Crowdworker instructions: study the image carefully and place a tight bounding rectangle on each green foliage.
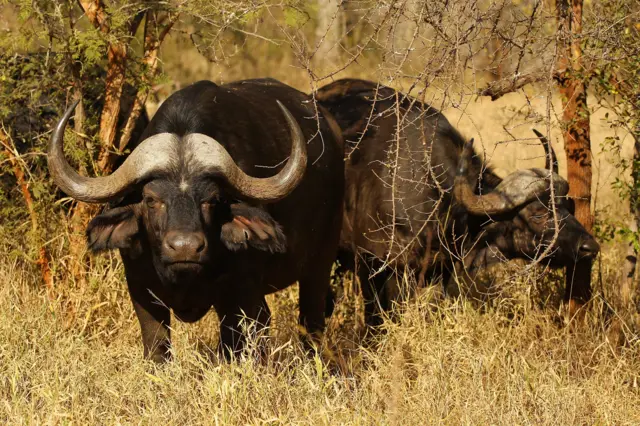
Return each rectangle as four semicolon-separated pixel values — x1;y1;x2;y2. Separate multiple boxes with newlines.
283;5;308;29
587;0;640;244
73;29;107;66
0;1;153;260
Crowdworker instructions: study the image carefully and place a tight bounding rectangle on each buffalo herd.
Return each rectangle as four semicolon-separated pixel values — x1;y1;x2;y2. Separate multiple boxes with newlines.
48;77;599;361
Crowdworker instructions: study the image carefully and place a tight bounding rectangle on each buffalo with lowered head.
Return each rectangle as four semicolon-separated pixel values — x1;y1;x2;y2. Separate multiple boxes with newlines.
49;79;344;362
316;79;599;325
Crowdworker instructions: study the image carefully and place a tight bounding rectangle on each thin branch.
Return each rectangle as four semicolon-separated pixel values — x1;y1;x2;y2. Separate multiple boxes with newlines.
118;10;179;152
477;72;548;101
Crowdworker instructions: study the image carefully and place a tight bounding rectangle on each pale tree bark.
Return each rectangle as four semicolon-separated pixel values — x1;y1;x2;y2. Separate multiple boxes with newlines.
556;0;593;316
94;42;129;172
622;135;640;308
315;0;344;69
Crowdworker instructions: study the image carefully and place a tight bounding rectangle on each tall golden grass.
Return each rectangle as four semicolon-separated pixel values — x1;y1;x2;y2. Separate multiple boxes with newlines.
1;241;639;424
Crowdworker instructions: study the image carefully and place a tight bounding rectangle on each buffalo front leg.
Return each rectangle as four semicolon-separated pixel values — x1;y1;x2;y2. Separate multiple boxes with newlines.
122;254;171;363
215;295;271;361
299;261;336;350
129;289;171;363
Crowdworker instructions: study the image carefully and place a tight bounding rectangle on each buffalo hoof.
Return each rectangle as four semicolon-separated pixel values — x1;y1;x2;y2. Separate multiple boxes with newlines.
144;347;172;364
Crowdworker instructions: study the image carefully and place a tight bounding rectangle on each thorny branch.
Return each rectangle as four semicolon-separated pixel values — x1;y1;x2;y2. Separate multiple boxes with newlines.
117;10;180;154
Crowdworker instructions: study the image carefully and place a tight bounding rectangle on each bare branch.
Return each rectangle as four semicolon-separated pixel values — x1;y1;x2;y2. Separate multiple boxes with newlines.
477;72;547;101
118;10;180;152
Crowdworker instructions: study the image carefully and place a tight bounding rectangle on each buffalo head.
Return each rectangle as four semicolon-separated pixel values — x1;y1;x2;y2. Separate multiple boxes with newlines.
453;131;599;266
48;99;306;303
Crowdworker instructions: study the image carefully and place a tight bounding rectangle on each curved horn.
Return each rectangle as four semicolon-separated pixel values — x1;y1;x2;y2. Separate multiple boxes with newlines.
186;100;307;202
48;100;176;203
532;128;558;174
453;139;551;215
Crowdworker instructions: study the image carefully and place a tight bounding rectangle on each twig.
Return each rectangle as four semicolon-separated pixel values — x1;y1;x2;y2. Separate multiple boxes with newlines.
118;10;180;153
478;72;547;101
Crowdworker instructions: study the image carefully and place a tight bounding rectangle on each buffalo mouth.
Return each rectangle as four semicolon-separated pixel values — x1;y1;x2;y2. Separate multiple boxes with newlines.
165;261;206;274
548;243;600;266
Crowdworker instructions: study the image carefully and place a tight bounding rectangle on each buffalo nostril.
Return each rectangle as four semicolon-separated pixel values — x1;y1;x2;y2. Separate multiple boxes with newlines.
194;234;206;253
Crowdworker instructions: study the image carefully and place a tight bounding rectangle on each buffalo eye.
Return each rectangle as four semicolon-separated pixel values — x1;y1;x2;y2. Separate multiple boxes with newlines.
531;214;547;224
144;196;163;209
530;207;549;224
200;197;218;209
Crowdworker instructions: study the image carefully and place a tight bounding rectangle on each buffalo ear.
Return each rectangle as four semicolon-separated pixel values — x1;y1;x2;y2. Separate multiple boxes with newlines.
86;205;141;254
220;204;286;253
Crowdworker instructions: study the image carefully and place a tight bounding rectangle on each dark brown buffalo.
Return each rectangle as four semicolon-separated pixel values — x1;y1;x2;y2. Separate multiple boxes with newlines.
316;78;599;325
48;79;344;362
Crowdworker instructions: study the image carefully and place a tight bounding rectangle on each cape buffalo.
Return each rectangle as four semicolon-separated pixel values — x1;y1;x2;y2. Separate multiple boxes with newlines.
316;78;599;325
48;79;344;362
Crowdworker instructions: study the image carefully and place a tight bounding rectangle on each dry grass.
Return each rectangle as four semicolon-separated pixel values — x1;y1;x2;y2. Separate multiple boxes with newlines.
1;245;639;425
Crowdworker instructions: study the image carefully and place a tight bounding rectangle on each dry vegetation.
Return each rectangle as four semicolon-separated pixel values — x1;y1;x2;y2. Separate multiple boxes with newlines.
1;0;640;424
1;247;639;424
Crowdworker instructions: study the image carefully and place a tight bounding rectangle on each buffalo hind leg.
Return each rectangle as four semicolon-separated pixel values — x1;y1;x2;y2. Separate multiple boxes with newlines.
358;260;393;328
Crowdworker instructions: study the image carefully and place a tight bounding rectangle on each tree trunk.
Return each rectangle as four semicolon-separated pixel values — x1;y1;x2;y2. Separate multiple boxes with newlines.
315;0;344;69
96;42;129;174
556;0;593;314
68;1;144;285
622;136;640;308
